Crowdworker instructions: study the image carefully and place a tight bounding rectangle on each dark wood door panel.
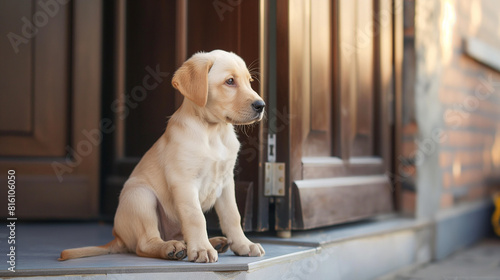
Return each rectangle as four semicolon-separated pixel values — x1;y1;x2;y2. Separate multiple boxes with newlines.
310;0;332;134
293;175;393;230
289;0;333;159
0;0;102;219
187;0;240;54
305;0;333;157
0;0;69;157
124;0;178;158
352;0;374;157
0;172;93;219
0;1;33;133
302;157;386;179
281;0;395;231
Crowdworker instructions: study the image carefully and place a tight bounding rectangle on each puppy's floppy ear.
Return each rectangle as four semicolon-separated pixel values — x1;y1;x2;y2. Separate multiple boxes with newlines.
172;52;214;107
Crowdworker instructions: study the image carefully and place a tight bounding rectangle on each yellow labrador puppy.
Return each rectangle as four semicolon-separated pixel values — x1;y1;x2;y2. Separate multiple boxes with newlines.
60;50;266;263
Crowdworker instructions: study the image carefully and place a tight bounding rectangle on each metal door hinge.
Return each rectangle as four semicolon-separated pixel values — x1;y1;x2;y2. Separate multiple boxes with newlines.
264;162;285;196
265;134;285;196
268;134;276;162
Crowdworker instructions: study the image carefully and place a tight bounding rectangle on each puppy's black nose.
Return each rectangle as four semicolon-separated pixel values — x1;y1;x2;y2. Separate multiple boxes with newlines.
252;100;266;113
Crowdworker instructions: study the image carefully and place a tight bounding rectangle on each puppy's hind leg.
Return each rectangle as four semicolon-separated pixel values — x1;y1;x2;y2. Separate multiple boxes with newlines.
115;186;187;260
137;237;187;260
209;236;229;253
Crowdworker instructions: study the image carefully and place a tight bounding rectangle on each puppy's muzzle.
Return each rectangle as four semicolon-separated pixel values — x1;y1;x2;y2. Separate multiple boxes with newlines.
251;100;266;114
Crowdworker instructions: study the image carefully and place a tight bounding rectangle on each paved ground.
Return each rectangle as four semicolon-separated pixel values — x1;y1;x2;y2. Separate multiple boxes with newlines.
395;238;500;280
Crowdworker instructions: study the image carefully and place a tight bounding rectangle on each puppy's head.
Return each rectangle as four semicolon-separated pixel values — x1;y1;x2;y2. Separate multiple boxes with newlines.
172;50;265;125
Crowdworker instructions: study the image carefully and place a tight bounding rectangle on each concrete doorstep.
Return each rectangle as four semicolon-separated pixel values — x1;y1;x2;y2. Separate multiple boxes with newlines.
0;216;434;280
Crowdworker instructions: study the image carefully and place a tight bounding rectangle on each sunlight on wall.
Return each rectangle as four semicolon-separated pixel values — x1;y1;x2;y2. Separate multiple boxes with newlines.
440;0;456;64
453;158;462;178
498;10;500;38
469;0;482;35
483;137;492;174
492;126;500;169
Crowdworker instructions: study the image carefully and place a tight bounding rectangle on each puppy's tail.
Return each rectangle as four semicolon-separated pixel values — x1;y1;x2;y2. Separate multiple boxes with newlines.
58;238;127;261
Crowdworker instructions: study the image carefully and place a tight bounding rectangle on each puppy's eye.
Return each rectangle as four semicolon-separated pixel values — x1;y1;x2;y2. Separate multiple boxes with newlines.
225;78;235;86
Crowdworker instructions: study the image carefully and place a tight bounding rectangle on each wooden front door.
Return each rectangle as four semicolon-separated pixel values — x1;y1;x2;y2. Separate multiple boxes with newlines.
0;0;102;219
272;0;395;231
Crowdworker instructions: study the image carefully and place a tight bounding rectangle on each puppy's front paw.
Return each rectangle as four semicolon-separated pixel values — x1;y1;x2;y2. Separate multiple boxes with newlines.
188;242;218;263
231;241;265;257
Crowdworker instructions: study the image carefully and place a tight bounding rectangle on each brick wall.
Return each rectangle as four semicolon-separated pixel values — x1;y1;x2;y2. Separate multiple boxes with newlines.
410;0;500;213
438;0;500;209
